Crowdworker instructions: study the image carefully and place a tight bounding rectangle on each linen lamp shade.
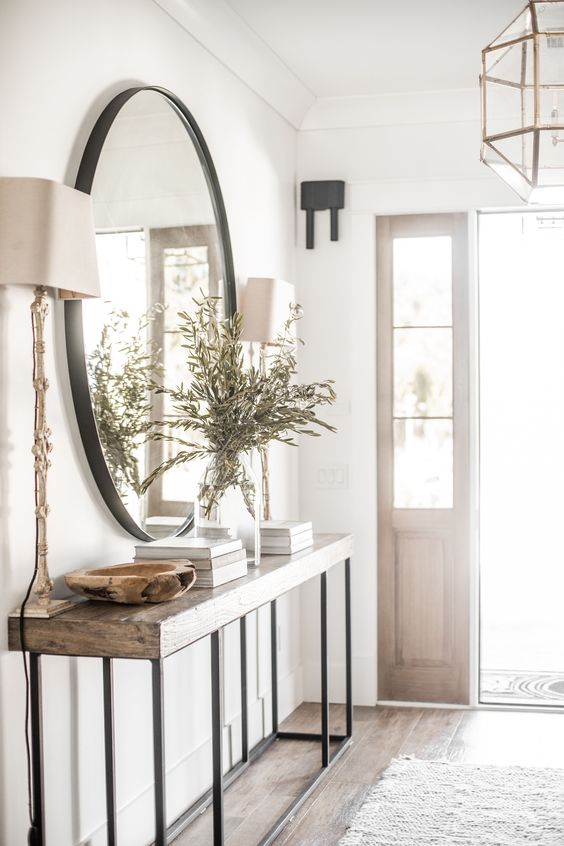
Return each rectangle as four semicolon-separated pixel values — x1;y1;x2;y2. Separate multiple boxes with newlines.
1;176;100;621
0;176;100;298
241;277;295;343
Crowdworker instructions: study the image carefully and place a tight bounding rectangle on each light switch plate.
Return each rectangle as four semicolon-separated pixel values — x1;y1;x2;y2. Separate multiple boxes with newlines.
316;465;349;490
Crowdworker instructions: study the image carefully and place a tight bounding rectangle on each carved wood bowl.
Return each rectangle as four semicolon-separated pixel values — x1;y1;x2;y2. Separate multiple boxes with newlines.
64;560;197;605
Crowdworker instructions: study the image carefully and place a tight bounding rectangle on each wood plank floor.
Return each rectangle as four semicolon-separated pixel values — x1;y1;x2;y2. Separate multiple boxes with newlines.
174;703;564;845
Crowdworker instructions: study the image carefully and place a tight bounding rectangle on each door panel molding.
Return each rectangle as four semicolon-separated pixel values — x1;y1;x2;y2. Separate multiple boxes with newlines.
395;533;453;668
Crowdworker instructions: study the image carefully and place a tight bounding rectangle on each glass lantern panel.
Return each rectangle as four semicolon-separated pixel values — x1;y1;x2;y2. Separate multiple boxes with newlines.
393;328;453;418
535;129;564;196
392;237;452;328
484;39;533;86
534;2;564;34
482;142;534;201
537;35;564;134
489;8;532;47
485;79;532;137
488;131;535;181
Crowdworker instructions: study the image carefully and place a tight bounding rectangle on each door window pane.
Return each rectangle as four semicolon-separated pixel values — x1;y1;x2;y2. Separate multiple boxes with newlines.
394;419;453;508
163;245;209;330
392;232;454;509
393;236;452;327
393;328;453;417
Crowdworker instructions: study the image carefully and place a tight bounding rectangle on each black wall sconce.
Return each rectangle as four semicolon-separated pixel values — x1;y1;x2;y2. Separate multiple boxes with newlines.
300;180;345;249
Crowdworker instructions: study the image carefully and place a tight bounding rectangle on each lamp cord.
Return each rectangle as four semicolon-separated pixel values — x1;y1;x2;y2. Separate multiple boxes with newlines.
19;303;41;843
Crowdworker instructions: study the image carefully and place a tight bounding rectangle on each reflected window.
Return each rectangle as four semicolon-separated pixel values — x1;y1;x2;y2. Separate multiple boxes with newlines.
146;225;220;522
86;224;221;529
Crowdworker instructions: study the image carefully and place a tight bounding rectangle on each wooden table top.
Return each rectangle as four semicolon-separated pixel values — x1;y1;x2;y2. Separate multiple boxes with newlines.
8;533;353;660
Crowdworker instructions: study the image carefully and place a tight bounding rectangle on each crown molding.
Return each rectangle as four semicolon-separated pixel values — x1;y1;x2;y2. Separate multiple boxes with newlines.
301;88;481;131
152;0;314;128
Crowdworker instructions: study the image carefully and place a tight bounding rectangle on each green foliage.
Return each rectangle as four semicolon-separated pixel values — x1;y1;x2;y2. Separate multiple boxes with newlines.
140;295;336;514
88;307;164;498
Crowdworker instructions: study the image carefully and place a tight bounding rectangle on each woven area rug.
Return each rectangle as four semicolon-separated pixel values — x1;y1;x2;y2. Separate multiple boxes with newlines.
339;757;564;845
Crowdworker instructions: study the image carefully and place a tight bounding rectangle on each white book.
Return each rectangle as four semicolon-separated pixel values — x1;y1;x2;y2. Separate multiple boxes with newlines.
262;536;314;555
134;549;247;571
260;520;313;537
194;559;248;588
135;537;242;561
192;547;247;570
259;529;313;548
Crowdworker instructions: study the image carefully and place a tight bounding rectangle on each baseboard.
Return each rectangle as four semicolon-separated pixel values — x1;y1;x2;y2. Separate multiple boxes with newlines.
377;700;471;710
302;656;377;706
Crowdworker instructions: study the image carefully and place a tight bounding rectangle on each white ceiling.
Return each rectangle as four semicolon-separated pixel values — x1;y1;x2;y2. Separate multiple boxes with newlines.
225;0;523;97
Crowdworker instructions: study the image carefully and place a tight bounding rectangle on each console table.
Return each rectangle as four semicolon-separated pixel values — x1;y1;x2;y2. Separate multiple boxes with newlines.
8;532;353;846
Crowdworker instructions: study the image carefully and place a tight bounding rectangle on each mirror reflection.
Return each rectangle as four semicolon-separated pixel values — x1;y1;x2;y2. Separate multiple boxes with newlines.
82;90;226;536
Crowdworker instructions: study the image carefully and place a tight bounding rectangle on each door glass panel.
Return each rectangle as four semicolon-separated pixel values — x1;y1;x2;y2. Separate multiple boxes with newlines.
393;236;452;327
394;419;454;508
392;233;454;509
163;245;210;330
393;328;453;417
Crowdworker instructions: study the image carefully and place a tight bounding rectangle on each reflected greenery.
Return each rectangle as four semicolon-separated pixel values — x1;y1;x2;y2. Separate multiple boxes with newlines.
87;306;164;498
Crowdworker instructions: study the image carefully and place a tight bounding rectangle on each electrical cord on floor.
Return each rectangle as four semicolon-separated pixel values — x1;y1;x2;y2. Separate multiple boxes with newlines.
20;306;41;846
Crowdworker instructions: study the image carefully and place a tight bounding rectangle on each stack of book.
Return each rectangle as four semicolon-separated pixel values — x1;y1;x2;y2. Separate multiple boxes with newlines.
134;537;247;588
260;521;314;555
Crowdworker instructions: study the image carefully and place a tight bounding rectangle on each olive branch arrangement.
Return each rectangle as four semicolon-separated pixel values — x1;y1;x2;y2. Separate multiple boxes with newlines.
87;306;164;498
140;295;336;516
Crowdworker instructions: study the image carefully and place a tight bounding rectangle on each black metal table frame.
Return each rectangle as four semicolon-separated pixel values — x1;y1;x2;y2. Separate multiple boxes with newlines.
28;558;352;846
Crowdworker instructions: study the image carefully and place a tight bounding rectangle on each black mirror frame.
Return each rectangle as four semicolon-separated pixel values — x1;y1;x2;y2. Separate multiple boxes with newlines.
65;86;237;541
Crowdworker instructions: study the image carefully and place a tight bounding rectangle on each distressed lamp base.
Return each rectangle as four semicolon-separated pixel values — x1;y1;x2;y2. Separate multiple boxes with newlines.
10;598;74;619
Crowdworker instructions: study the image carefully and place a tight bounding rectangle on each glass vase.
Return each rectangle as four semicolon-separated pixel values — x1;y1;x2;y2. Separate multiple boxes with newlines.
238;453;261;567
194;456;223;535
194;452;261;565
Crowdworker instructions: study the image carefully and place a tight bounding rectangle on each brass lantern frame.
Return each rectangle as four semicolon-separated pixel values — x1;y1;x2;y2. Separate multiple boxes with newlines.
481;0;564;201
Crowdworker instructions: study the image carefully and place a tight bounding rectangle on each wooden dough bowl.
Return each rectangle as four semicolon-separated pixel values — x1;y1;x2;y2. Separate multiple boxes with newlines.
65;560;196;605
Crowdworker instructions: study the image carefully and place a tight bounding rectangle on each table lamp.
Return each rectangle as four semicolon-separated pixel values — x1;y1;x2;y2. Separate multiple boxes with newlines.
0;177;100;618
241;277;295;521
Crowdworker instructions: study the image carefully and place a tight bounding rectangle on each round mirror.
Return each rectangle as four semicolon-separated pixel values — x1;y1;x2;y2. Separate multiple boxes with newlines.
65;86;236;540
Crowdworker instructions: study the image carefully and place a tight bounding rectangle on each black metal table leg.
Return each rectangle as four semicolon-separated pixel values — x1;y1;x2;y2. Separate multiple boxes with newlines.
30;653;45;846
270;600;278;734
151;659;166;846
320;572;329;767
211;629;224;846
345;558;353;738
103;658;117;846
240;616;248;764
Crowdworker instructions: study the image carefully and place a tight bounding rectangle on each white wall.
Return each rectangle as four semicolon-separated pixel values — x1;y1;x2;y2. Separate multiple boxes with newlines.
296;89;521;707
0;2;301;844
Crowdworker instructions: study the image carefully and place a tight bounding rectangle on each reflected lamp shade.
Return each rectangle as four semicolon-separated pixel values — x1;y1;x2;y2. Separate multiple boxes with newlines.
0;177;100;297
481;0;564;203
240;277;295;343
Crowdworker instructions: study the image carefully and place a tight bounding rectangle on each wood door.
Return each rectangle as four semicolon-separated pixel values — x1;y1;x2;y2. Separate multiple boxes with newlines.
146;224;221;519
377;213;470;704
